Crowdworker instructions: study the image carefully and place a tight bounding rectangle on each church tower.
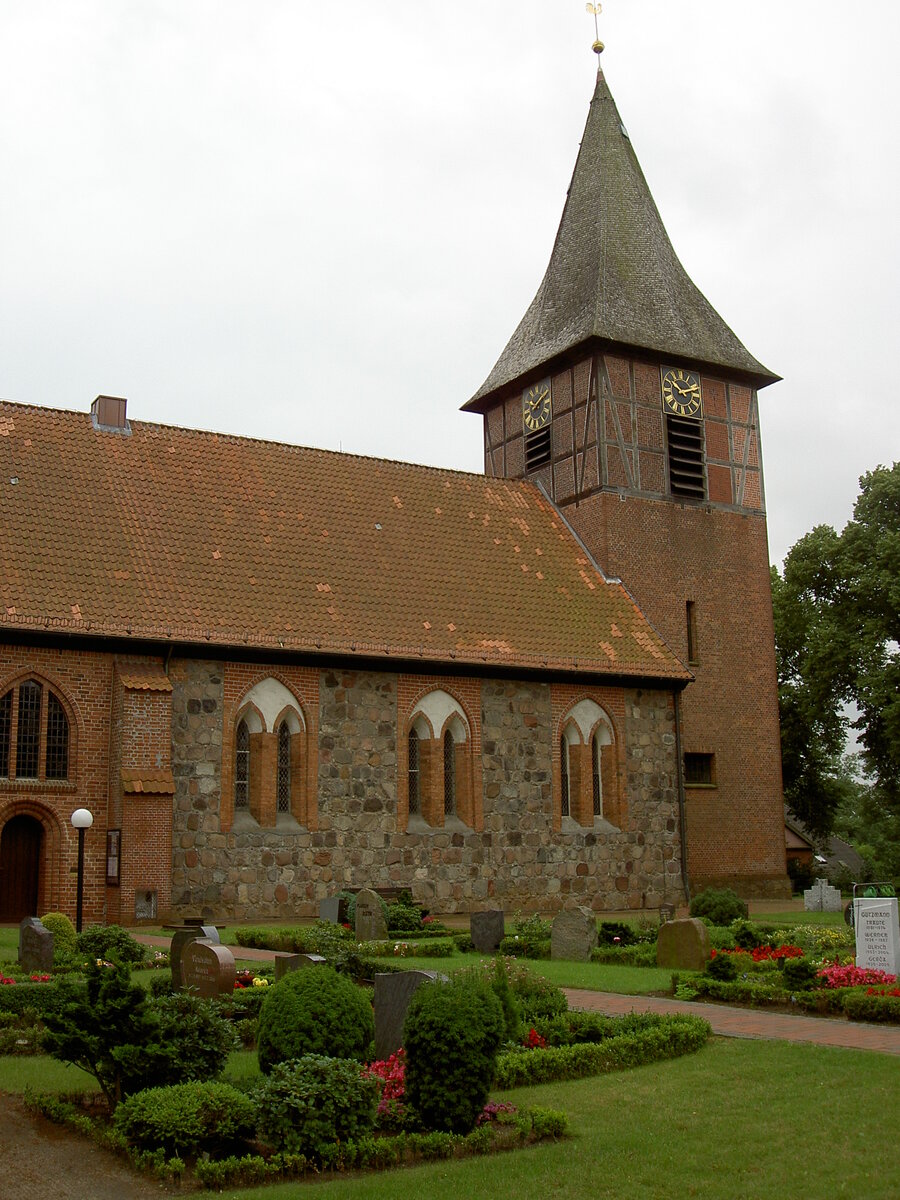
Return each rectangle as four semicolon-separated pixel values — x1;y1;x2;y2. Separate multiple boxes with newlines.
464;61;789;897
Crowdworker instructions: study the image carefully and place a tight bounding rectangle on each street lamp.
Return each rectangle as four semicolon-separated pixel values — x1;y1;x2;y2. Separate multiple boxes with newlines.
71;808;93;933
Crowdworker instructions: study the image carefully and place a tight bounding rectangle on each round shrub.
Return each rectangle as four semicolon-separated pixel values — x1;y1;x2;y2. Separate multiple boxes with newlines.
403;974;505;1134
255;1055;377;1157
39;913;78;962
256;965;374;1074
782;957;819;991
76;923;146;966
731;919;765;950
705;952;738;981
689;887;748;926
114;1081;257;1155
149;991;239;1084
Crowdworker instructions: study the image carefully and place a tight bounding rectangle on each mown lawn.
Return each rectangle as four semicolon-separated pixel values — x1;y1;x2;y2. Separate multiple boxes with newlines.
215;1038;898;1200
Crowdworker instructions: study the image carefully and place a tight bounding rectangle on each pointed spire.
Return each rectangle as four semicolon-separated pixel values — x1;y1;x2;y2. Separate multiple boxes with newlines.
466;69;778;410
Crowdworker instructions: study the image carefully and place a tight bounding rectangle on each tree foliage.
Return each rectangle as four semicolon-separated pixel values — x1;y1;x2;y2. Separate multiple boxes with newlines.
772;463;900;837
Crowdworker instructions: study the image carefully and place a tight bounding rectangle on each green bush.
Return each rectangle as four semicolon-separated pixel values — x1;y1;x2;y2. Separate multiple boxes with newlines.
255;1055;377;1157
403;974;505;1134
386;901;423;932
256;965;374;1074
505;961;568;1023
42;960;236;1110
731;919;765;950
842;990;900;1023
781;957;820;991
597;921;637;946
494;1015;711;1088
591;942;658;967
76;924;146;966
705;952;738;981
38;912;78;962
0;976;81;1019
151;990;239;1080
114;1081;257;1155
689;887;748;925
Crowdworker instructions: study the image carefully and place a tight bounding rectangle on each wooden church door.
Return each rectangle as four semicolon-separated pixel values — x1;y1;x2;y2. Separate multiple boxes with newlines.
0;815;43;921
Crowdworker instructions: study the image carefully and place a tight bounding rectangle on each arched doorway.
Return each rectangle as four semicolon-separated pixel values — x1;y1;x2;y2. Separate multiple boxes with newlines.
0;815;43;921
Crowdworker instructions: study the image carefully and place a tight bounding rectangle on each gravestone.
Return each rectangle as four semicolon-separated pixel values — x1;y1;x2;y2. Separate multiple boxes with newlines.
274;952;327;982
659;903;676;925
319;895;347;925
804;878;843;913
470;909;505;953
853;898;900;974
19;918;54;973
374;970;445;1061
181;939;236;997
170;924;221;989
355;888;388;942
656;917;710;971
550;907;598;962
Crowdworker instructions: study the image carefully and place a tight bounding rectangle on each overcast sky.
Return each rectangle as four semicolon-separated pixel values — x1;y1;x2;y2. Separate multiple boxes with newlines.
1;1;897;569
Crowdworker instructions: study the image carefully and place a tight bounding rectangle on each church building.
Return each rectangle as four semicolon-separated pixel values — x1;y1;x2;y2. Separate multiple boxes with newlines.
0;60;789;927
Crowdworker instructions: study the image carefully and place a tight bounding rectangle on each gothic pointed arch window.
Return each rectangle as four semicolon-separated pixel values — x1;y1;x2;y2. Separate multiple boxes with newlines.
234;718;252;812
230;677;311;831
558;699;620;828
0;677;72;783
403;691;474;831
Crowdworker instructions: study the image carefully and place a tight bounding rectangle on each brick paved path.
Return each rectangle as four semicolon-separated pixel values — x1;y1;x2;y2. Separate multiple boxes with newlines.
563;988;900;1055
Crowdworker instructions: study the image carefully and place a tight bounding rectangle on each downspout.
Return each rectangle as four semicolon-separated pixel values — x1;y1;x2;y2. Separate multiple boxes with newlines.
673;688;691;905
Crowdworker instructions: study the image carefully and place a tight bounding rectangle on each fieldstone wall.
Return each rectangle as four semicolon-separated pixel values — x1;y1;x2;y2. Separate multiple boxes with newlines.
168;660;683;921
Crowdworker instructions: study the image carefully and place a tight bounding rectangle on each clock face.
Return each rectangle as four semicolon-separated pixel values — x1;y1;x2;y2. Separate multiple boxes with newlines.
522;379;552;432
661;367;702;418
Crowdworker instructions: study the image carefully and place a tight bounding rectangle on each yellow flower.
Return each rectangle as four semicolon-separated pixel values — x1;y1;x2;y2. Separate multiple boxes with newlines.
252;976;269;988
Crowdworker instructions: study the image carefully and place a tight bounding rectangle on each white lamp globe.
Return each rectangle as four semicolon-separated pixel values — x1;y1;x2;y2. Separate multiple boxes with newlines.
71;808;94;830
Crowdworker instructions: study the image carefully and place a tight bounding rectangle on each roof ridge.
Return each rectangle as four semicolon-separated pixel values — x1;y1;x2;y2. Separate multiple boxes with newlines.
0;398;503;486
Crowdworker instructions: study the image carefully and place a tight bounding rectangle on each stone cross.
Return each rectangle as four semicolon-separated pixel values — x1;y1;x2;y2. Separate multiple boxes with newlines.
804;878;842;913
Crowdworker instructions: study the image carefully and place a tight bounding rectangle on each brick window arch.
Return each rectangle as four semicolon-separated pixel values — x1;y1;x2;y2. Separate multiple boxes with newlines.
0;678;73;784
558;700;621;828
230;679;310;830
402;691;475;831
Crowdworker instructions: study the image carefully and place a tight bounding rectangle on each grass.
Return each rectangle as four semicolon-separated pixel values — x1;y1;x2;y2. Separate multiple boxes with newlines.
214;1039;899;1200
388;953;681;995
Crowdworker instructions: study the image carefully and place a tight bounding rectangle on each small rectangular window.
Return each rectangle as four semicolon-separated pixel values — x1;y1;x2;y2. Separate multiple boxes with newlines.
684;752;715;787
686;600;699;664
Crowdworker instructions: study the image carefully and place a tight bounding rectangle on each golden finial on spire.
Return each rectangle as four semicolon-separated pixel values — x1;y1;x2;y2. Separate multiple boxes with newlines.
586;3;604;55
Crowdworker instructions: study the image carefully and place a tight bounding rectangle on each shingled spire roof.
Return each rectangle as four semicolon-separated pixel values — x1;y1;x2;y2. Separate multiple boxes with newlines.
465;68;778;410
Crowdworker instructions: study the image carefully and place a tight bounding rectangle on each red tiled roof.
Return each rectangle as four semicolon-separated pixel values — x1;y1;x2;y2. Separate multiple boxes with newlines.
0;402;688;682
121;769;175;795
117;664;172;692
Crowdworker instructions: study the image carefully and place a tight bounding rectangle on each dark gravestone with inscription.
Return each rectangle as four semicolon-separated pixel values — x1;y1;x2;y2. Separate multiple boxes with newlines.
19;918;54;973
470;910;505;953
374;970;445;1061
274;953;327;982
355;888;388;942
181;939;236;998
170;925;220;989
319;895;347;925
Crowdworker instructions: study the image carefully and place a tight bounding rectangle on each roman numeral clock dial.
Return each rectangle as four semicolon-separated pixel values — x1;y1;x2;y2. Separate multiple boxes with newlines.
522;380;552;431
661;367;702;418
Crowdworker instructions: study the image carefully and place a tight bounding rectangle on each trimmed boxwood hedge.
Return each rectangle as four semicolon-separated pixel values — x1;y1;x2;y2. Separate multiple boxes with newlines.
493;1014;711;1089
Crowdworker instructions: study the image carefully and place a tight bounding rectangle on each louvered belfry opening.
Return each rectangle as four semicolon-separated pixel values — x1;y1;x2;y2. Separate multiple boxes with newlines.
524;425;551;472
666;414;706;500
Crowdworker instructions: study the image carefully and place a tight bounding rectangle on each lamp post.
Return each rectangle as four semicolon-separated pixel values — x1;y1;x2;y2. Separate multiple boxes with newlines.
71;808;93;933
